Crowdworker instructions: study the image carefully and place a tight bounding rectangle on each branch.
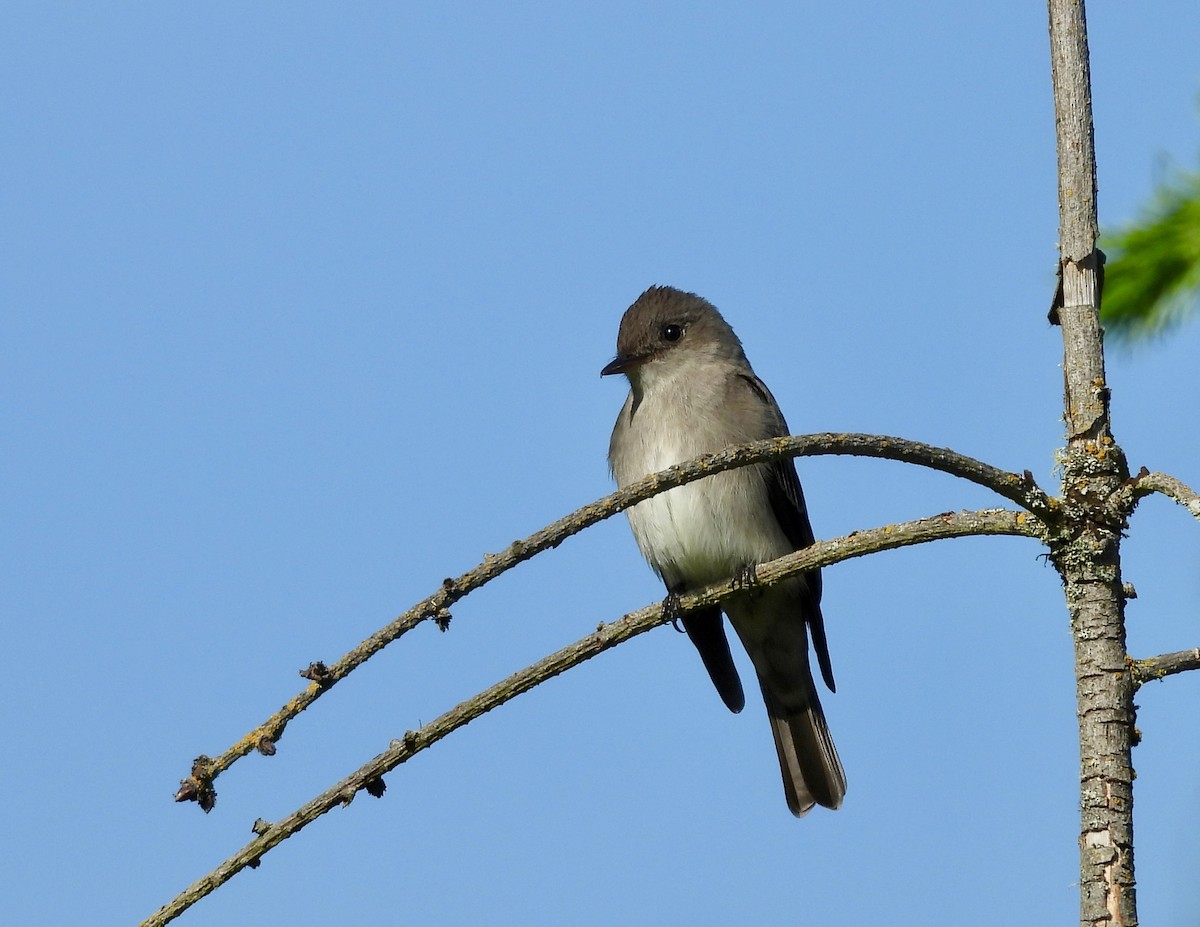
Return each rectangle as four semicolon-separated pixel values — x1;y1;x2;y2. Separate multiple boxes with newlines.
1131;649;1200;689
144;508;1045;926
1048;1;1138;924
176;433;1056;809
1048;3;1098;264
1125;471;1200;691
1131;468;1200;521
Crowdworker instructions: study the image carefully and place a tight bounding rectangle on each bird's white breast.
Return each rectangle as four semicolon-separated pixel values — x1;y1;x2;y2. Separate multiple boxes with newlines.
614;368;791;589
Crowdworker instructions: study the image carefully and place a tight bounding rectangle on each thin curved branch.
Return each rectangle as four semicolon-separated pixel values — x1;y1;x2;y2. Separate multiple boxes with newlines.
1123;472;1200;691
1131;648;1200;689
176;434;1056;808
766;434;1060;518
1131;469;1200;521
146;508;1045;924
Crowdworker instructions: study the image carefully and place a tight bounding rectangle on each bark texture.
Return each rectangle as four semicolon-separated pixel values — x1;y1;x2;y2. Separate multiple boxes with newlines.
1047;1;1138;923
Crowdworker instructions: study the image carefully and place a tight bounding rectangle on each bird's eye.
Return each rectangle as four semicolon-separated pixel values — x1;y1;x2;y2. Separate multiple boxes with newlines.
661;324;683;342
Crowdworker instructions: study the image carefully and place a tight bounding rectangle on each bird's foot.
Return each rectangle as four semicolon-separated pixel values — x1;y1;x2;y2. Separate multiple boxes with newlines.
661;591;684;632
730;564;760;593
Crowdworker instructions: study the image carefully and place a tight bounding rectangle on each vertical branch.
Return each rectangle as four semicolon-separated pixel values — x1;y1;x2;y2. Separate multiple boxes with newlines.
1047;2;1137;925
1048;0;1106;444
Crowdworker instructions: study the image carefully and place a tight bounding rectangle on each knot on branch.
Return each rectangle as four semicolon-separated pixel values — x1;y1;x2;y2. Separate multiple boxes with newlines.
1058;443;1133;519
1046;443;1135;582
299;661;335;688
364;776;386;798
175;756;217;812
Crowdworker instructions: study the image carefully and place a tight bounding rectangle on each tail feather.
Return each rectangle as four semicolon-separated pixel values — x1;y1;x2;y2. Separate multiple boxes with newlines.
760;679;846;816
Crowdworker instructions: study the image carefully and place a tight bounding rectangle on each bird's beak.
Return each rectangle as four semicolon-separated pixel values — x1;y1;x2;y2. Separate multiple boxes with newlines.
600;353;639;377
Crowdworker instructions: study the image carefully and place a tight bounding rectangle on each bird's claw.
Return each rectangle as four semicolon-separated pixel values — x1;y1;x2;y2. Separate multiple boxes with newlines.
731;563;759;592
662;591;684;631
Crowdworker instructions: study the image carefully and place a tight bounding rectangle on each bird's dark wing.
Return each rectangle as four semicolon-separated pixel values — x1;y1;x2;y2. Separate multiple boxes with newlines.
738;373;836;693
680;604;746;713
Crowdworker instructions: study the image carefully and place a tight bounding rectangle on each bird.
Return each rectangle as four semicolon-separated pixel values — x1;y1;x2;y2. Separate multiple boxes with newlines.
602;285;845;816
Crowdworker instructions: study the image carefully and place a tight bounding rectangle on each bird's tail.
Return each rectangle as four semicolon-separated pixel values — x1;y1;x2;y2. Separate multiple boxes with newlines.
759;678;846;816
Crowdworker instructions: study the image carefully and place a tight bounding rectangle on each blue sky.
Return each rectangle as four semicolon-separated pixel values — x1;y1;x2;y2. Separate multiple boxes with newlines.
4;4;1199;925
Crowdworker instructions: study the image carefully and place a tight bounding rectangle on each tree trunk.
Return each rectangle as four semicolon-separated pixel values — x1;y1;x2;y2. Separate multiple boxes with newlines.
1046;1;1138;923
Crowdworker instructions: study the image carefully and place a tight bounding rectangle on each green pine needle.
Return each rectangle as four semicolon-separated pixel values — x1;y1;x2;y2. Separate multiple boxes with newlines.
1100;171;1200;340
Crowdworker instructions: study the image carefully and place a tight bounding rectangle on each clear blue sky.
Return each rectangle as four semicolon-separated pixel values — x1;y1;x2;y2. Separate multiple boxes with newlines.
4;4;1199;925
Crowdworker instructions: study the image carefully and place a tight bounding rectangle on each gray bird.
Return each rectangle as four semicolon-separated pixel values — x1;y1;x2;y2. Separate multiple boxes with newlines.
602;285;845;816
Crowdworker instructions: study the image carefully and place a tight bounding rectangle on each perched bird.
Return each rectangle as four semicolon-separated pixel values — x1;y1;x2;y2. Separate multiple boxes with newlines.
602;285;845;816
